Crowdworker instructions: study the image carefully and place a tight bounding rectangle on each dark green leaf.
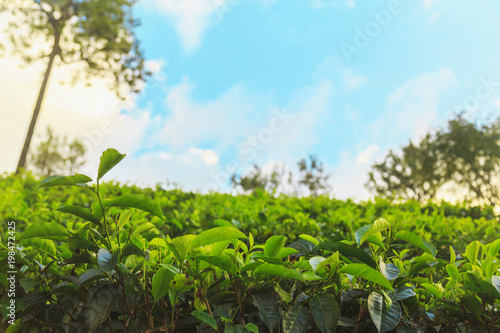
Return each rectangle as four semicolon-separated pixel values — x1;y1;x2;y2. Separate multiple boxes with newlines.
97;248;117;272
252;295;280;333
310;294;340;333
390;287;416;301
57;206;102;226
19;222;71;240
379;259;399;280
85;284;119;331
368;292;401;333
105;194;164;220
38;174;92;188
282;304;310;333
79;268;105;286
316;242;376;268
191;311;218;331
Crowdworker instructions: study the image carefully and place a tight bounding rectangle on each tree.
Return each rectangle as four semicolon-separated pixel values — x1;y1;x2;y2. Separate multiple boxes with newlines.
29;126;86;176
367;114;500;204
435;115;500;205
297;155;332;196
366;134;445;202
231;155;332;196
0;0;149;173
231;164;289;193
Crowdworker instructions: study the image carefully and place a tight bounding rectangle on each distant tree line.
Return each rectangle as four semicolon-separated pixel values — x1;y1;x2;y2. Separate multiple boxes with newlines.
367;114;500;205
231;155;332;197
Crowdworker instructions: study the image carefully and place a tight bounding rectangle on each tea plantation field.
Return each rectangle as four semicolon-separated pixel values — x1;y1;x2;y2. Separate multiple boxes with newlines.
1;149;499;332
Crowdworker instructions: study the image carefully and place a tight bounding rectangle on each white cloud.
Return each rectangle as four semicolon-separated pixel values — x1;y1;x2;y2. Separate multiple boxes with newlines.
159;77;261;151
374;68;456;142
311;0;355;9
189;147;219;165
422;0;437;10
356;145;379;166
146;0;276;53
342;68;367;91
148;0;217;53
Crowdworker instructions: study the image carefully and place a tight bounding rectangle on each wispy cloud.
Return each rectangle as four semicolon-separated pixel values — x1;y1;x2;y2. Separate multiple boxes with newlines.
372;68;457;142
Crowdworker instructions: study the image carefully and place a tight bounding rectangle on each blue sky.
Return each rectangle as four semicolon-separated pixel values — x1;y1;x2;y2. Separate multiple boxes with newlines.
2;0;500;199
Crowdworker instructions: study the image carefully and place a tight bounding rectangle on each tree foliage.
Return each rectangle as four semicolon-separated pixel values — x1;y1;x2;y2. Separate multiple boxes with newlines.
1;0;149;93
367;134;444;202
232;155;331;196
367;115;500;204
1;0;149;172
28;126;86;176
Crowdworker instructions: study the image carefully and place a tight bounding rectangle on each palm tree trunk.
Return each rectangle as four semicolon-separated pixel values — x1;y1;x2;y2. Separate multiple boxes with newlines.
15;34;60;174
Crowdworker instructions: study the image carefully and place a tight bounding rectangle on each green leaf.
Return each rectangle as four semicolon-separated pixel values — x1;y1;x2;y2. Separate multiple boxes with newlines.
487;239;500;259
98;148;126;180
19;222;71;240
226;325;253;333
86;284;119;331
169;234;196;262
105;194;164;220
394;231;436;256
421;283;442;298
465;241;482;264
446;264;460;280
190;227;247;249
309;256;326;272
254;263;304;281
38;174;92;188
122;242;144;257
379;259;399;280
191;311;218;331
368;292;401;333
358;219;391;246
23;238;57;256
196;255;239;275
264;235;287;258
450;246;456;263
79;268;105;286
252;295;280;333
57;205;102;226
19;277;38;293
339;264;393;290
492;275;500;294
97;248;118;272
276;247;298;259
282;304;310;333
317;241;377;268
152;266;176;301
310;294;340;333
299;234;319;246
390;287;416;301
245;323;259;333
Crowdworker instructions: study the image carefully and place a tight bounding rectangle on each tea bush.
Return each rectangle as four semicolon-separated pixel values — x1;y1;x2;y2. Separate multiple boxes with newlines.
1;149;499;332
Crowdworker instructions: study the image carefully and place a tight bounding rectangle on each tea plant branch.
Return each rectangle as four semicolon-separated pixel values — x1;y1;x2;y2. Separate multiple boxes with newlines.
96;179;113;250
